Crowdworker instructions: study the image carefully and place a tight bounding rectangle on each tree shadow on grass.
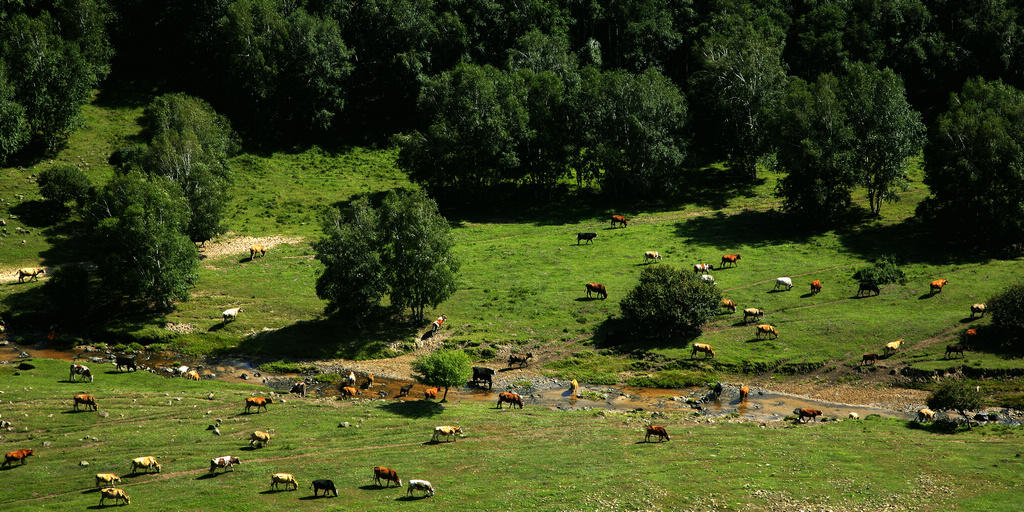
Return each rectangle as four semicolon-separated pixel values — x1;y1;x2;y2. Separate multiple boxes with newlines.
591;317;700;353
223;314;417;360
838;218;995;265
9;200;64;228
378;400;444;419
673;209;819;249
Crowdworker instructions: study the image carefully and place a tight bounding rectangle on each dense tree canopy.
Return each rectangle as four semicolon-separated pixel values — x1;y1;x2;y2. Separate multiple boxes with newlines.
620;265;722;339
412;349;472;402
927;381;983;429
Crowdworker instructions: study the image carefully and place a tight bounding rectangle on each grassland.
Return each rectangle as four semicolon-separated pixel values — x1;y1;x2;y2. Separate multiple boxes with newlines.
0;358;1021;511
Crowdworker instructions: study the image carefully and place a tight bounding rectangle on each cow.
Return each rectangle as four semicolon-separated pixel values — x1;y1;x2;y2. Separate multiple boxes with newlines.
965;328;978;340
345;371;356;387
222;307;241;322
739;385;749;401
794;408;823;423
407;479;435;498
15;267;44;283
857;281;880;296
585;282;607;299
270;473;298;491
720;254;740;268
423;387;439;400
209;455;241;473
398;384;414;397
114;355;137;372
644;425;670;443
721;299;736;313
711;382;724;399
291;381;306;397
99;487;130;506
249;244;267;260
930;279;948;293
69;364;93;383
861;353;879;366
363;373;375;389
917;408;936;422
970;303;986;318
249;431;271;448
810;280;822;294
610;215;628;228
774;277;793;291
341;386;360;398
700;274;715;284
129;456;161;474
311;479;338;497
2;449;33;468
430;315;447;335
945;344;966;359
95;473;121;488
496;392;524;409
743;308;764;324
643;251;662;264
471;367;495;389
508;353;533;368
691;343;714;359
184;369;201;381
373;466;402;488
848;412;860;420
244;396;272;413
884;339;903;355
576;232;598;244
694;263;713;274
73;393;97;411
432;425;463;442
756;324;778;339
570;379;579;396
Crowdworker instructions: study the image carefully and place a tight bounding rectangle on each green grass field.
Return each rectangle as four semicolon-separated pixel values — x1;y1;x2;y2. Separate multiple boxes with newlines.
0;359;1021;511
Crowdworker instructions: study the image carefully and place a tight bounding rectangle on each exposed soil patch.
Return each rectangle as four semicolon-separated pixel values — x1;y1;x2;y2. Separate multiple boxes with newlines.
197;234;305;260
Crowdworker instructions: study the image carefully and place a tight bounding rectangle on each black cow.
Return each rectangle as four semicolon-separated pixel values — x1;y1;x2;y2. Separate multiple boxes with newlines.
115;356;137;372
576;232;597;245
508;352;533;368
311;479;338;497
857;281;880;297
471;367;495;389
398;384;414;397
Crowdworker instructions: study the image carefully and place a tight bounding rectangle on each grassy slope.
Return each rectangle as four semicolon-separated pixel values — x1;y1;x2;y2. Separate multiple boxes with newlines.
0;359;1021;511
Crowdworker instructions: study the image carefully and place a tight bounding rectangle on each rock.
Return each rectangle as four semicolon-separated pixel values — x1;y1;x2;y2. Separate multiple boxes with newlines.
80;461;89;467
98;411;109;418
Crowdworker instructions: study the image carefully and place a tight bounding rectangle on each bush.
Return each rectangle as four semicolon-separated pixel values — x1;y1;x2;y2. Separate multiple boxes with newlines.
989;281;1024;348
38;165;91;209
412;349;472;401
258;361;317;374
620;265;722;339
626;370;718;389
852;255;907;285
928;381;983;429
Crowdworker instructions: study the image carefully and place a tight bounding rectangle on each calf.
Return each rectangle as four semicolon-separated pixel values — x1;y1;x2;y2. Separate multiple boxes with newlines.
610;215;628;228
774;277;793;291
861;353;879;365
857;281;880;296
496;392;524;409
810;280;822;294
95;473;121;488
508;352;533;368
945;344;966;359
970;303;986;318
209;455;241;473
129;456;160;474
271;473;298;491
794;408;823;423
373;466;402;488
249;431;271;448
644;425;670;442
244;396;272;413
115;355;137;372
73;393;98;411
743;308;764;324
930;279;948;293
311;479;338;497
99;487;130;506
691;343;714;359
471;366;495;389
69;364;93;383
643;251;662;264
2;449;33;468
423;387;439;400
432;425;463;442
585;282;607;299
755;324;778;339
398;384;414;397
576;232;597;244
407;479;435;498
720;254;741;268
721;299;736;313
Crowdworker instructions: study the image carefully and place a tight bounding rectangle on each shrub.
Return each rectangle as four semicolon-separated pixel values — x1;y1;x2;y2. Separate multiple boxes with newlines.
989;281;1024;349
258;361;317;374
626;370;718;389
852;255;907;285
38;165;91;209
412;349;472;401
928;381;983;429
620;265;721;339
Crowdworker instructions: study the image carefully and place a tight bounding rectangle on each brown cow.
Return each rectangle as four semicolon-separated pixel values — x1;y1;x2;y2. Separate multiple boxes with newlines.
861;353;879;366
742;308;764;324
644;425;670;442
755;324;778;339
249;244;267;260
244;396;272;413
496;392;524;409
610;215;628;228
585;282;607;300
794;408;823;423
2;449;33;468
720;254;741;268
373;466;402;488
721;299;736;313
423;387;439;400
930;279;948;293
73;393;97;411
739;385;749;401
810;280;822;294
99;487;130;506
341;386;360;398
691;343;715;359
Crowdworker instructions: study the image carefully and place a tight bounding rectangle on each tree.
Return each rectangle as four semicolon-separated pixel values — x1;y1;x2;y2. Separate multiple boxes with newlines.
412;349;472;402
38;164;92;212
619;265;722;339
313;197;387;321
41;265;94;329
918;78;1024;244
842;62;925;215
0;65;29;164
927;381;983;429
87;171;198;310
988;281;1024;349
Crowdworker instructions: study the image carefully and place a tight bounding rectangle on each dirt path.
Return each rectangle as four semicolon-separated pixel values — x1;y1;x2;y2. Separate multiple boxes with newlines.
198;234;306;260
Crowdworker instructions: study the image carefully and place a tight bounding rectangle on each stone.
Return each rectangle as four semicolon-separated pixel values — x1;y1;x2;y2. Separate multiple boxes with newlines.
98;411;109;418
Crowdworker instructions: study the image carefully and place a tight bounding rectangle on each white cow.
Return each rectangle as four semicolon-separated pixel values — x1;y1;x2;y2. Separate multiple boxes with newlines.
774;277;793;291
222;307;241;322
700;274;715;284
407;479;435;497
643;251;662;264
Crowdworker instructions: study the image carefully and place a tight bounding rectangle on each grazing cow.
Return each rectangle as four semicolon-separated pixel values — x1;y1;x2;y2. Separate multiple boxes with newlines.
129;456;161;474
99;487;130;506
756;324;778;339
345;371;356;387
471;367;495;389
720;254;740;268
184;369;201;381
848;412;860;420
430;315;447;335
16;267;45;283
743;308;764;324
209;455;241;473
114;355;136;372
810;280;822;294
861;353;879;366
2;449;33;468
694;263;713;274
496;392;524;409
341;386;360;398
857;281;880;296
930;279;948;293
712;382;724;399
423;387;439;400
576;232;598;244
970;303;986;318
73;393;98;411
508;352;533;368
794;408;823;423
249;431;271;448
407;479;435;498
585;282;607;299
917;408;936;422
432;425;463;442
721;299;736;313
95;473;121;488
373;466;402;488
610;215;628;228
884;339;903;355
739;385;749;401
774;277;793;291
945;344;966;359
364;373;375;389
222;307;241;322
398;384;414;397
691;343;715;359
311;479;338;497
644;425;670;442
570;379;579;396
291;381;306;397
270;473;298;491
244;397;272;413
69;364;93;383
643;251;662;264
249;244;267;260
700;274;715;284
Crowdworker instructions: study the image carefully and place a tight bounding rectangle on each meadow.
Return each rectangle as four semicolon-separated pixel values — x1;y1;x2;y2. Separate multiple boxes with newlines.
0;358;1022;511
